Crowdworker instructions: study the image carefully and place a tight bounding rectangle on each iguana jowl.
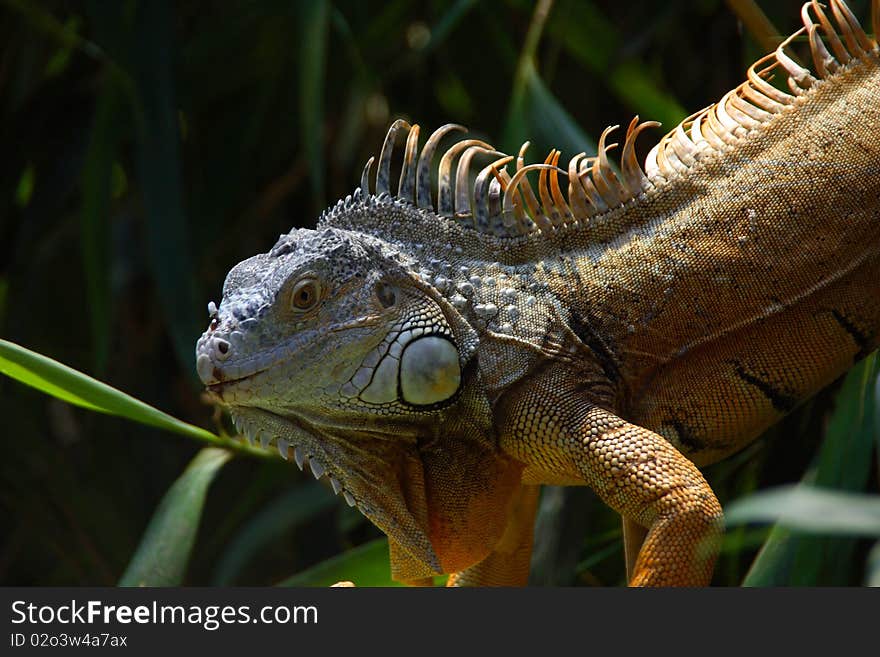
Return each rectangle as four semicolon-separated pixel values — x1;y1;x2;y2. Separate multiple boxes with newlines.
195;0;880;586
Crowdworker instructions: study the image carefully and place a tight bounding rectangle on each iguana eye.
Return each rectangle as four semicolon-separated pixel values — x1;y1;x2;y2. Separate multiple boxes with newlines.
291;278;321;311
375;281;396;308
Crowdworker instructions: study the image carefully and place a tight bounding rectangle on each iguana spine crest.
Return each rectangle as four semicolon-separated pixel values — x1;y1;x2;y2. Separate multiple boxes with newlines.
349;0;878;244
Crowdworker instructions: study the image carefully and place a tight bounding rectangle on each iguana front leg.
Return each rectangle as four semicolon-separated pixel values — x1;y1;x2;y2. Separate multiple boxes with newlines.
499;370;723;586
622;516;648;582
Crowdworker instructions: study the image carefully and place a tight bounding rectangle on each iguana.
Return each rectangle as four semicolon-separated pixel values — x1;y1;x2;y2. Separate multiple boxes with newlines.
195;0;880;586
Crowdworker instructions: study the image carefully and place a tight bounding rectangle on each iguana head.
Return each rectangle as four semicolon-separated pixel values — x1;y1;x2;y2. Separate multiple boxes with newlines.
195;122;544;577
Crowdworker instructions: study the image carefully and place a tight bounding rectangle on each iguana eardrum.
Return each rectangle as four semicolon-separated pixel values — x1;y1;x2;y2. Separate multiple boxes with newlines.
195;0;880;586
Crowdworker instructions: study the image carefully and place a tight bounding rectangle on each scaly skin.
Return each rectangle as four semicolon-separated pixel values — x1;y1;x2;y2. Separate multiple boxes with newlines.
195;0;880;586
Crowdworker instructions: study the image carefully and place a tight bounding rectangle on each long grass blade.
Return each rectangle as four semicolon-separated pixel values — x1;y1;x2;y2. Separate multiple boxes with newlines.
504;0;595;165
725;0;783;52
130;0;202;372
119;448;232;586
298;0;330;212
80;81;123;374
277;538;403;587
0;338;264;457
545;1;687;128
736;353;879;585
726;485;880;536
866;541;880;586
212;482;337;585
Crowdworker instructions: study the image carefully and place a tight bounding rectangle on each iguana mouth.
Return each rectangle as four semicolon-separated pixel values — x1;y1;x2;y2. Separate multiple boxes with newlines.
205;367;269;396
229;407;360;508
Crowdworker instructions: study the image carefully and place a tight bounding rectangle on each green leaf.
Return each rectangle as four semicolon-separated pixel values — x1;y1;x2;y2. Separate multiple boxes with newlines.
277;538;404;587
421;0;477;55
607;61;688;131
875;369;880;474
15;163;35;208
546;0;687;128
866;541;880;587
726;0;782;53
0;338;235;447
737;353;879;586
504;64;596;158
298;0;330;212
2;0;104;59
130;0;203;372
80;80;124;374
212;482;338;585
726;485;880;537
503;0;595;158
119;448;232;586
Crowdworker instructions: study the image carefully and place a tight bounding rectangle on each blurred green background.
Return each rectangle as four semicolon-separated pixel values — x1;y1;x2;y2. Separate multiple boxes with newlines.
1;0;877;586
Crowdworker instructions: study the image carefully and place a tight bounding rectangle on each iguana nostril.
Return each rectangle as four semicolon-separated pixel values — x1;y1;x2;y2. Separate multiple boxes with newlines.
214;339;231;359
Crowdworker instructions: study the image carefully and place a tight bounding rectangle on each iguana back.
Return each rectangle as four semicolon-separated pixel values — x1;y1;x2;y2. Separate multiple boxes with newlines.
550;39;880;466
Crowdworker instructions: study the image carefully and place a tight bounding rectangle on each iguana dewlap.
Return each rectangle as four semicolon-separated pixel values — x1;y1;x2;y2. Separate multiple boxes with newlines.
195;0;880;586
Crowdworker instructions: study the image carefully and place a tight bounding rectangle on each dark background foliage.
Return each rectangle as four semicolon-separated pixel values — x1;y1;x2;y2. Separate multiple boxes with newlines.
1;0;875;586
